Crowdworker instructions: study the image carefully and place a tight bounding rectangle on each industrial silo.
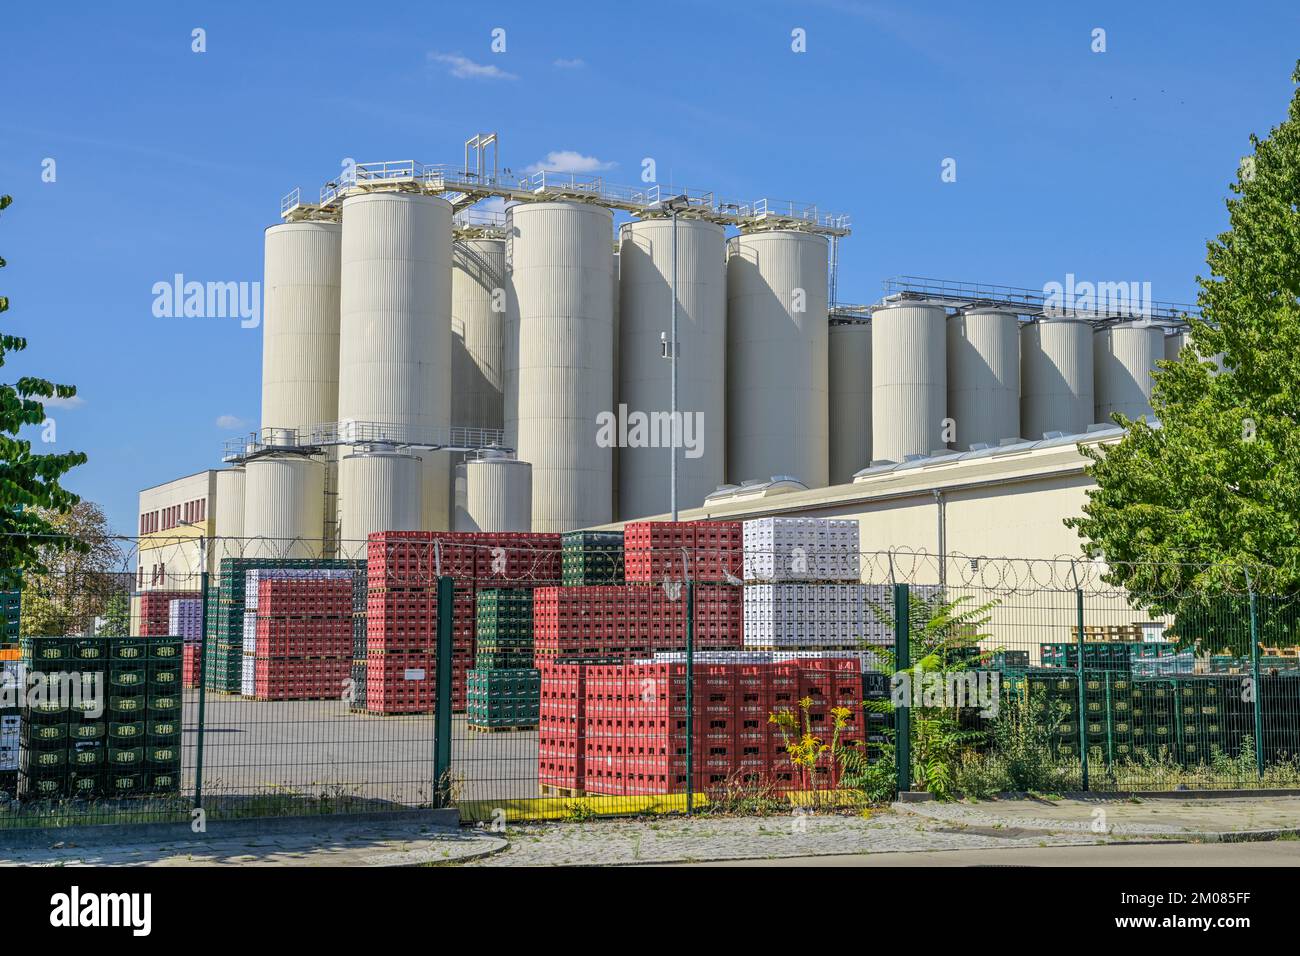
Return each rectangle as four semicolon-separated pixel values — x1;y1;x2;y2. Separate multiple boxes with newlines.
242;455;325;559
1163;329;1189;363
1020;318;1095;439
870;303;946;462
618;217;726;518
725;230;829;487
213;467;245;564
261;222;342;437
465;454;532;532
828;320;871;483
451;238;507;431
338;446;423;558
504;201;615;532
339;192;452;531
946;308;1020;449
1094;322;1163;424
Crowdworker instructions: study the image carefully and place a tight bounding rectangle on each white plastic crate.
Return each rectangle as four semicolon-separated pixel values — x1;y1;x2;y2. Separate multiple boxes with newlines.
742;517;860;582
242;613;258;654
743;582;876;646
240;657;256;697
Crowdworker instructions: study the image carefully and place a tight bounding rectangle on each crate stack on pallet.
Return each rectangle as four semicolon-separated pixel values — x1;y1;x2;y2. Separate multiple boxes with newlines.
241;569;355;698
0;587;20;643
203;558;363;694
248;577;354;701
137;589;197;636
562;531;624;586
467;589;539;731
168;598;203;688
349;570;368;713
16;635;181;800
0;653;20;796
363;532;561;715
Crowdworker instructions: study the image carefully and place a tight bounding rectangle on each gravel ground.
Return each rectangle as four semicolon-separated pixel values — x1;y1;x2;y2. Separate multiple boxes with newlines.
461;808;1114;866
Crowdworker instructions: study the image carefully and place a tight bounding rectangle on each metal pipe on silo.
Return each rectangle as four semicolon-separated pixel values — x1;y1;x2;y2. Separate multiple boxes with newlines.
946;308;1020;449
505;201;614;532
725;230;829;487
261;222;341;437
870;303;946;462
828;320;871;483
618;218;726;520
465;454;532;532
339;192;451;530
338;445;423;558
242;455;325;559
1020;318;1095;439
1094;322;1164;424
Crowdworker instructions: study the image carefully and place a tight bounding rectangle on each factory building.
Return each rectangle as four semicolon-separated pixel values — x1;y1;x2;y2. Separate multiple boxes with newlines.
139;136;1205;573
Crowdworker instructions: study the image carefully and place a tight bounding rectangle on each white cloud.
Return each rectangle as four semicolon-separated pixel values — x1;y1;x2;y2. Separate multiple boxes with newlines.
215;414;249;430
553;58;585;69
428;52;517;81
43;394;84;409
524;151;616;175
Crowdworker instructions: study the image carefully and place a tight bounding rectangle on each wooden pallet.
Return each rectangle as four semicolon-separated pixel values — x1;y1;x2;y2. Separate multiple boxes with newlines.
467;723;538;733
539;783;586;798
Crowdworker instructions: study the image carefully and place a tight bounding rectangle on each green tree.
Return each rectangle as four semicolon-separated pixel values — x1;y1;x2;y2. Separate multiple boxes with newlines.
0;193;88;589
1067;62;1300;647
19;501;123;636
97;590;130;637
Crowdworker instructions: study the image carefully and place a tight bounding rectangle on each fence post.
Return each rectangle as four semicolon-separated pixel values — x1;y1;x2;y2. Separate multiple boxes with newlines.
1247;578;1264;779
893;582;910;795
685;578;696;815
1075;588;1088;791
192;537;209;812
433;574;454;807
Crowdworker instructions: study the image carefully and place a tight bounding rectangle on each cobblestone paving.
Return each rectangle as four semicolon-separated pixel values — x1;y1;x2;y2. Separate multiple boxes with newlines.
461;809;1113;866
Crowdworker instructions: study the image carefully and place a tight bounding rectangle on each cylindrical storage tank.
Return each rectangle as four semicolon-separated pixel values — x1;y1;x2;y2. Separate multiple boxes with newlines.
618;217;726;518
946;308;1020;449
505;202;614;532
870;303;946;462
261;222;342;437
338;446;423;558
451;238;507;432
339;192;452;531
725;231;829;486
1094;322;1163;424
451;457;472;531
1020;319;1095;439
827;320;871;483
465;455;532;532
1163;329;1189;363
213;467;245;565
242;455;325;559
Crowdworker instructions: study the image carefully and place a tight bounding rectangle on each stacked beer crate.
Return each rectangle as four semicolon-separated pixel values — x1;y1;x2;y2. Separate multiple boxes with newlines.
0;654;21;796
623;520;742;583
248;577;354;701
349;569;369;713
168;598;203;688
561;531;624;586
0;587;20;642
467;589;538;731
364;532;561;715
138;589;197;636
742;517;873;649
241;569;354;697
16;635;181;800
204;558;363;694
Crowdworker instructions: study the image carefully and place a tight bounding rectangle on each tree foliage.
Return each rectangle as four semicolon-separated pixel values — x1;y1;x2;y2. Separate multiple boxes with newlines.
19;501;124;637
0;193;88;589
1068;62;1300;645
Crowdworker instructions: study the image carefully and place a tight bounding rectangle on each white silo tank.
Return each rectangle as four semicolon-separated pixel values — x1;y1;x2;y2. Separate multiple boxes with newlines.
339;192;453;531
451;238;507;431
1094;322;1164;423
242;455;325;559
213;467;245;565
1020;318;1095;439
261;222;342;437
1163;329;1189;363
725;230;829;486
870;303;946;462
465;455;532;532
451;456;472;531
618;217;726;518
946;308;1020;449
828;320;871;483
505;201;614;532
338;446;423;558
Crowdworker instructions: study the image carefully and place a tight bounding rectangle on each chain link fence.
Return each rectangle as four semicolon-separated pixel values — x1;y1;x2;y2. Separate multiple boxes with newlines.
3;531;1300;830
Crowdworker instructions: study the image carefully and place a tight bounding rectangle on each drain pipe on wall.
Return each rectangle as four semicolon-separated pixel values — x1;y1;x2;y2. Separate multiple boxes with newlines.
933;489;947;589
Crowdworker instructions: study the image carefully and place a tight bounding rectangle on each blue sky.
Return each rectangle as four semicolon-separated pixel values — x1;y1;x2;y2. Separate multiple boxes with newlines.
1;1;1296;536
